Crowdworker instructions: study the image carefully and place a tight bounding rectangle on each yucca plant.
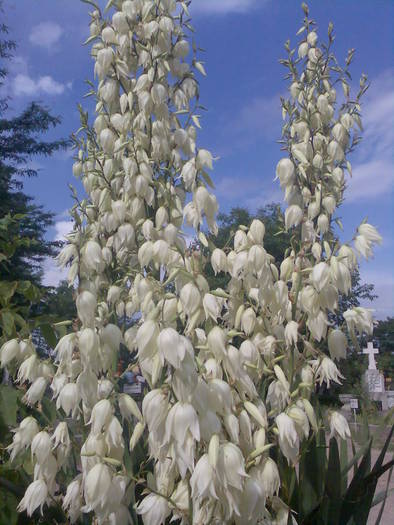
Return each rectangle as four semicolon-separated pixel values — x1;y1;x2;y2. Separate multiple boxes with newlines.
277;418;393;525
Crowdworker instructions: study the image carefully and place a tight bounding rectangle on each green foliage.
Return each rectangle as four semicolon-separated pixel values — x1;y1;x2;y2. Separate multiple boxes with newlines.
375;317;394;384
279;424;394;525
0;215;42;343
0;15;69;286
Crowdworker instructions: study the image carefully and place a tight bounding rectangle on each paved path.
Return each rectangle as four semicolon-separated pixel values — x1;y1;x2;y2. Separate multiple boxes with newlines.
367;448;393;525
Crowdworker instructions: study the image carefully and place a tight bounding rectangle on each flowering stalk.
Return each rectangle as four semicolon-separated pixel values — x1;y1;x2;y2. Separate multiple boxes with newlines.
0;2;382;525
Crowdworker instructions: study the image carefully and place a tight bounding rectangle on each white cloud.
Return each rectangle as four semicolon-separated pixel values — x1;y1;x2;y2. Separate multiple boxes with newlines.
54;217;74;242
9;55;28;76
360;270;394;320
215;175;282;210
245;189;283;209
346;159;392;202
42;258;68;287
29;22;63;50
13;73;67;96
347;70;394;202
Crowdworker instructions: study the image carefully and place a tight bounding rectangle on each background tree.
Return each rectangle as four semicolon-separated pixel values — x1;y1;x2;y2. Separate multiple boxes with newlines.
0;7;68;286
375;317;394;386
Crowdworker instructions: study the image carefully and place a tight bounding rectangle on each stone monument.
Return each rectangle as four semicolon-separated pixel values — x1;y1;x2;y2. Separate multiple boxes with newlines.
362;342;388;410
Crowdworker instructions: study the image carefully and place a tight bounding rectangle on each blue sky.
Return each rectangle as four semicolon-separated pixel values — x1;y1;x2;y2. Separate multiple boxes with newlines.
2;0;393;318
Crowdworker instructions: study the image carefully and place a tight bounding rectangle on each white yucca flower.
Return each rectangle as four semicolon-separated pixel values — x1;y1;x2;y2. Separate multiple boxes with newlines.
276;413;299;465
329;411;351;440
17;480;48;516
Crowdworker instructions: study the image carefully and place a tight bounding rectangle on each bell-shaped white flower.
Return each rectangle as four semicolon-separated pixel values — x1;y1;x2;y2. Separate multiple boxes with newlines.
310;261;330;292
137;320;159;361
83;240;104;273
249;219;265;244
0;339;20;367
276;158;295;188
207;326;227;361
329;411;351;440
328;329;347;360
76;291;96;328
180;282;201;316
118;393;143;422
136;493;170;525
285;205;303;230
358;223;382;245
254;457;280;498
314;356;344;387
63;477;82;523
275;413;299;465
89;399;113;435
217;442;247;491
57;383;80;417
17;479;48;516
83;463;112;514
191;452;218;500
165;401;200;446
344;307;373;335
284;321;298;348
142;389;169;433
23;377;47;406
157;328;186;368
241;307;256;336
211;248;227;274
31;430;52;463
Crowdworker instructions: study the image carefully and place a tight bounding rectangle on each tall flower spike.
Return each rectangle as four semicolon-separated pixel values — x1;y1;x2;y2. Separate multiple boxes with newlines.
3;4;382;524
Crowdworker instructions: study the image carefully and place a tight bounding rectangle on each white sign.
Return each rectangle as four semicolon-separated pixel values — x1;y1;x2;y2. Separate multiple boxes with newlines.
350;398;358;409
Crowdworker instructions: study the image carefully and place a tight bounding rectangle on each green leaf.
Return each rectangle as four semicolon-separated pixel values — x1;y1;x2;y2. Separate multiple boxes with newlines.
0;385;19;427
40;323;58;349
341;439;370;478
298;432;327;518
1;311;15;336
41;396;57;424
340;438;372;525
324;438;342;525
0;281;18;304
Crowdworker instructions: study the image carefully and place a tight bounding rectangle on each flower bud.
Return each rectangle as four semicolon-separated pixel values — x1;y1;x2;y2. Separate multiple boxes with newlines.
298;42;308;58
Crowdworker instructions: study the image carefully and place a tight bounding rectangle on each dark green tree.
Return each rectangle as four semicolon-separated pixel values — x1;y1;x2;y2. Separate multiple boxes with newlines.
375;317;394;386
0;9;68;286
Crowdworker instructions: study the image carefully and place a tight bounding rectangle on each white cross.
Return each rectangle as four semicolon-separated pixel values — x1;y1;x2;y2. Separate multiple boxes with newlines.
363;342;379;370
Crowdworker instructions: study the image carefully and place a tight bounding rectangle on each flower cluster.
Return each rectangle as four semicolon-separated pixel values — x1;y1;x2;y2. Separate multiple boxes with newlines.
0;2;380;524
